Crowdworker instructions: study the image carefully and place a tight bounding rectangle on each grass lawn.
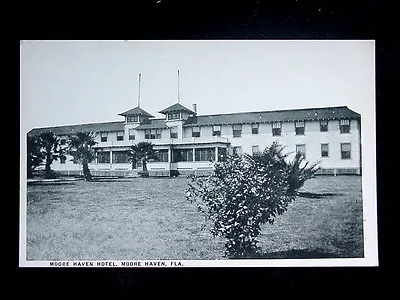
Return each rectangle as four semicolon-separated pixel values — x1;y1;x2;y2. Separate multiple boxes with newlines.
26;176;363;260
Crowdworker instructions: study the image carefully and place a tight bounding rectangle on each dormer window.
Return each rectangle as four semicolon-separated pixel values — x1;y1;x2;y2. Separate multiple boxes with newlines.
127;115;138;123
168;112;180;120
160;103;196;121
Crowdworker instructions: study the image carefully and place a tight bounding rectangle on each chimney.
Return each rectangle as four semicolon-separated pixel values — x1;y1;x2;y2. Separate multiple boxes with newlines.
192;104;197;115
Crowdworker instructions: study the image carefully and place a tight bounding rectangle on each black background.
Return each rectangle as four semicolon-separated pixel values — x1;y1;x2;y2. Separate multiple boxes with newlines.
6;0;396;297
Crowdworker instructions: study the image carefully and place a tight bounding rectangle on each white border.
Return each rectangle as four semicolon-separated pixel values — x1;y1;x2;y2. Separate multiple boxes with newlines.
19;40;378;267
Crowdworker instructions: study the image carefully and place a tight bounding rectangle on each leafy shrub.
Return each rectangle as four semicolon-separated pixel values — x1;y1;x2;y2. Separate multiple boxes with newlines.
43;169;60;179
138;170;149;178
186;142;319;258
170;170;180;177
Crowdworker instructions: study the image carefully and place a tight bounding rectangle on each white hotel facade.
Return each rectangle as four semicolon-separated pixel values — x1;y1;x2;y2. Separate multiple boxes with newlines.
28;103;361;177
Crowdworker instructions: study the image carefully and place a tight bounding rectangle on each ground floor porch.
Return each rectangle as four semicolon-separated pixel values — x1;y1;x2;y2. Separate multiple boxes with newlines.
42;141;361;177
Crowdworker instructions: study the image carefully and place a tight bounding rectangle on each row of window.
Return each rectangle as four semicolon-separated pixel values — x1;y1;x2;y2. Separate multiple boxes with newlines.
126;115;139;123
187;119;350;138
236;142;352;159
96;150;170;164
93;148;228;164
168;112;181;120
97;151;130;164
98;119;352;142
172;148;227;163
61;141;353;165
209;119;350;138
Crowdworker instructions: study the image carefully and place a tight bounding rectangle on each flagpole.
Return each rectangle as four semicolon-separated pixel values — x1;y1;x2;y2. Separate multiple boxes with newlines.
138;73;141;108
177;69;180;103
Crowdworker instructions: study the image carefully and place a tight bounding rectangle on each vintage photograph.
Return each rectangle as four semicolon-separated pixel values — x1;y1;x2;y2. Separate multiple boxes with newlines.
20;40;377;267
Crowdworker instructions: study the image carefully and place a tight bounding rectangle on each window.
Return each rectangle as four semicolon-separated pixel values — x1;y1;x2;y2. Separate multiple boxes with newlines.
212;125;221;136
168;112;180;120
252;145;260;155
295;121;305;135
173;149;193;162
195;148;215;162
233;146;242;156
117;131;124;141
340;119;350;134
232;124;242;137
170;127;178;139
272;122;282;136
341;143;351;159
127;115;138;123
97;151;110;164
218;147;227;162
129;129;135;140
100;132;108;142
192;126;200;138
60;156;66;164
321;143;329;157
251;123;259;134
296;144;306;158
112;151;129;164
320;120;328;132
154;149;169;162
145;129;162;139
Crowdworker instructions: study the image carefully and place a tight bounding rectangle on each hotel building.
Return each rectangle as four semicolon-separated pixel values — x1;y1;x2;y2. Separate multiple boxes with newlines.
28;103;361;177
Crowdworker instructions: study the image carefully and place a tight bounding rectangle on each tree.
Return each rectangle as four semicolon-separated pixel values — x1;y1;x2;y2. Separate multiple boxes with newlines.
127;142;155;172
68;132;97;181
27;135;44;178
39;132;67;179
186;141;319;259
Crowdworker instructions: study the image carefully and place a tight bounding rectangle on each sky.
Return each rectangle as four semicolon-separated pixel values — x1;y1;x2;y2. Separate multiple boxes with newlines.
20;40;375;135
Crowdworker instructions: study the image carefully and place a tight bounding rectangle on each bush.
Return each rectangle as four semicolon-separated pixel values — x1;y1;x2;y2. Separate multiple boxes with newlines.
170;170;180;177
186;142;319;258
43;169;60;179
138;171;149;178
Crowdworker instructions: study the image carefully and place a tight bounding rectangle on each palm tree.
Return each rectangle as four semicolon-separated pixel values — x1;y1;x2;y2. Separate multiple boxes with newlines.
128;142;155;172
39;132;67;179
68;132;97;181
27;135;44;178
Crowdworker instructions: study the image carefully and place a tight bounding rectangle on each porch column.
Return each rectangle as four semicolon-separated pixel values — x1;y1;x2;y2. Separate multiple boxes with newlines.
192;148;195;162
215;146;218;162
168;147;172;163
109;149;113;169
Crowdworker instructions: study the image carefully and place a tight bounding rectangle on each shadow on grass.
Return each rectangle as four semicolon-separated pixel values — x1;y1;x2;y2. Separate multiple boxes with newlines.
297;192;341;199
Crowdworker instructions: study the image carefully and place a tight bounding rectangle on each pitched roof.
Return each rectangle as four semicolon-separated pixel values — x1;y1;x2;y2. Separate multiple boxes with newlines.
28;121;125;137
159;103;195;114
134;119;170;130
118;107;154;117
183;106;360;127
28;106;360;136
